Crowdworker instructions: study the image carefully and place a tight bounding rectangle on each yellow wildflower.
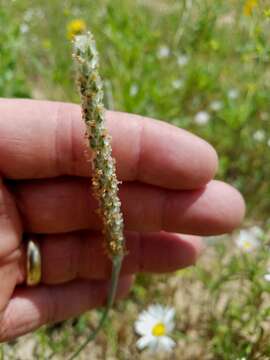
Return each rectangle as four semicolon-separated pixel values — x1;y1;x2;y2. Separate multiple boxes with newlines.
210;39;220;51
42;39;51;49
243;0;258;16
264;8;270;17
67;19;86;40
247;82;256;94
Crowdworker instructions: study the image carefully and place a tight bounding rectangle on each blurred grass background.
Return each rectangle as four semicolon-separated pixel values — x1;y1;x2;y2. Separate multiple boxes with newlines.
2;0;270;219
1;0;270;359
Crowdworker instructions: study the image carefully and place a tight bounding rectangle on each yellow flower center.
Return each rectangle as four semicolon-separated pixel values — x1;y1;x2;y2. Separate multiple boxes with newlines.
152;322;166;337
243;241;252;250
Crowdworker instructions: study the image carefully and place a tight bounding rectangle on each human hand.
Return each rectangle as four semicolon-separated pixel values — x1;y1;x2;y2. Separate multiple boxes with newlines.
0;99;245;341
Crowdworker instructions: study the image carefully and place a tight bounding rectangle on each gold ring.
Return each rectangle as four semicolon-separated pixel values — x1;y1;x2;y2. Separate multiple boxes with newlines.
26;238;42;286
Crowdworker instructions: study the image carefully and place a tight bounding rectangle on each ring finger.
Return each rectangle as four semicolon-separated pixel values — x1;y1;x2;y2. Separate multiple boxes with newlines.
17;230;203;285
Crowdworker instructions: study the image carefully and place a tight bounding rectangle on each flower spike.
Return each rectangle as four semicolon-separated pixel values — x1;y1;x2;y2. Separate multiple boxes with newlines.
69;31;125;359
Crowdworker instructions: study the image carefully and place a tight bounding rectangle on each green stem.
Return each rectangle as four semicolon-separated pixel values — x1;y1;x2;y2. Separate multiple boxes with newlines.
0;345;4;360
68;255;123;360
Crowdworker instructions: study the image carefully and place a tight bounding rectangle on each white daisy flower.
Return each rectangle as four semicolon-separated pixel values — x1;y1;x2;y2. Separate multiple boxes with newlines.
20;23;29;34
130;83;139;97
177;54;189;66
194;111;210;125
157;45;170;59
24;9;34;21
210;100;223;112
134;304;176;353
235;226;262;253
264;271;270;282
172;79;183;89
253;130;265;142
228;88;239;99
249;226;263;238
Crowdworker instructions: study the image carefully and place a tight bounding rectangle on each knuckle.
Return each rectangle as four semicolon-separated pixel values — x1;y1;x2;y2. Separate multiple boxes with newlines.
54;102;83;175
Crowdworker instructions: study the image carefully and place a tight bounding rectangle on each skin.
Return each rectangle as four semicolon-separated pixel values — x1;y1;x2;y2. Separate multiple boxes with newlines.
0;99;245;342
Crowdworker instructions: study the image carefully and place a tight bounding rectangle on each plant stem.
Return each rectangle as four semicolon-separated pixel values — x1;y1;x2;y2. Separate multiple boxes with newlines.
68;255;123;360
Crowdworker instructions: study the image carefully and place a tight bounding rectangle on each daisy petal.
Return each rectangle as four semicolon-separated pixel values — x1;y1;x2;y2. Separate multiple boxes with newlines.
134;320;149;336
136;335;153;350
134;318;156;336
148;338;159;352
159;336;176;352
164;308;175;324
166;321;175;333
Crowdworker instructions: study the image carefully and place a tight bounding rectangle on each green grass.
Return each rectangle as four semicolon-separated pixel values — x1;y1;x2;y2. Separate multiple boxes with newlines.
3;0;270;218
1;0;270;358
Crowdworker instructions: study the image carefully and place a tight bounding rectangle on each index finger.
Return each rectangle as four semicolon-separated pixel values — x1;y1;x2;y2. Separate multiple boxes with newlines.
0;99;217;189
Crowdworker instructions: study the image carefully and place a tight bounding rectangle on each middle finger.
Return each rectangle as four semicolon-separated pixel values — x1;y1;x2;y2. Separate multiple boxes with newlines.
11;177;245;235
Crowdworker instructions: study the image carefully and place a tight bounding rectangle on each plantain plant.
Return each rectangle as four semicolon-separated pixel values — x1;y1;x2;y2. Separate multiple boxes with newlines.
69;32;125;359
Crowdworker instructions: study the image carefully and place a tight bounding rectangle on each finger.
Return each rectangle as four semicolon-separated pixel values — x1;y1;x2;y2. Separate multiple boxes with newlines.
11;231;202;285
0;277;132;342
38;231;203;283
0;254;22;311
0;179;22;258
0;99;217;189
13;178;245;235
0;179;23;312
